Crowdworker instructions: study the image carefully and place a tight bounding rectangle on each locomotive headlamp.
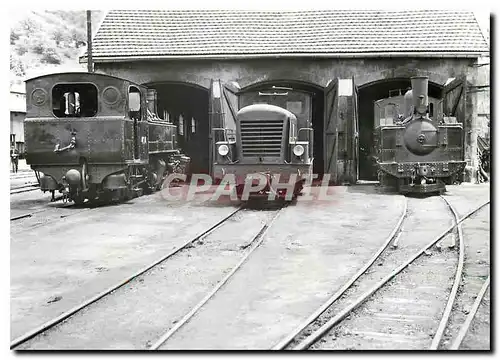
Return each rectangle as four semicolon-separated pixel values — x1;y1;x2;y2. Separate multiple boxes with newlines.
293;144;305;157
218;144;229;156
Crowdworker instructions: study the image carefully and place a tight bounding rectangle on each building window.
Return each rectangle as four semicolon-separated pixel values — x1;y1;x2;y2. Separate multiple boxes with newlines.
52;83;98;118
429;103;434;117
191;117;196;133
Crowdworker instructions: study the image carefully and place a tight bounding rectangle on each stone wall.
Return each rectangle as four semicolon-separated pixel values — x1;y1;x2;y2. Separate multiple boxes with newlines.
95;57;473;90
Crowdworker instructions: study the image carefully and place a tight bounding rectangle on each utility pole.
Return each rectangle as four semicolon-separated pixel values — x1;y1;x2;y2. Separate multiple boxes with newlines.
87;10;93;73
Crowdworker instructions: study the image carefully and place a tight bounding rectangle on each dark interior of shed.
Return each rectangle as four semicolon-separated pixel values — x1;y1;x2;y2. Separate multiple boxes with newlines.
146;83;209;174
357;78;443;180
239;81;325;175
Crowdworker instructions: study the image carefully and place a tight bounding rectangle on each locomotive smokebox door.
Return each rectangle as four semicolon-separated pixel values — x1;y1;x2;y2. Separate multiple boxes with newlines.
404;120;438;156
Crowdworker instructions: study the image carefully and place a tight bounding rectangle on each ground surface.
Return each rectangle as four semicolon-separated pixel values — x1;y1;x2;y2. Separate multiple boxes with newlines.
10;180;490;350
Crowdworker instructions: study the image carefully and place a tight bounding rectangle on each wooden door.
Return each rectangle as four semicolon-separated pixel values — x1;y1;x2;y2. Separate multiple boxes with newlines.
209;80;239;176
324;78;339;183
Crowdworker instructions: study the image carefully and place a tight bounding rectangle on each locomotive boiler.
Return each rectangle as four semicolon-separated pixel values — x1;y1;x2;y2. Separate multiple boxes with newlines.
212;88;313;199
373;76;466;194
24;72;189;204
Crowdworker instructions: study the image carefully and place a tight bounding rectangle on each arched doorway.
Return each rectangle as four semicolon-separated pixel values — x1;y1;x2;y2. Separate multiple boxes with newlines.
144;82;210;174
239;80;325;174
358;78;443;180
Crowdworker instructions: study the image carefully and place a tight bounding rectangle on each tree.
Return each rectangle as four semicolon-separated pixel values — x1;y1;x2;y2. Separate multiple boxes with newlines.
10;29;20;45
41;47;61;65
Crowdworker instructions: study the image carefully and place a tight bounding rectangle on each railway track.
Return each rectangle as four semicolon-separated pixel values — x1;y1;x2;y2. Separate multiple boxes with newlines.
11;205;248;349
11;191;489;350
10;200;92;230
436;194;490;350
449;276;490;349
429;196;465;349
149;206;283;350
272;196;409;349
272;198;489;350
10;183;39;195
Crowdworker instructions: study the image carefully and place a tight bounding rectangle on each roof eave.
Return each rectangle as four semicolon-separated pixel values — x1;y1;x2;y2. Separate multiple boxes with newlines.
80;51;489;63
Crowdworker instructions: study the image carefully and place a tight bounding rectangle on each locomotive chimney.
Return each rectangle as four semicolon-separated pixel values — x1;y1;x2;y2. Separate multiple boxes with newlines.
410;76;429;115
147;89;158;117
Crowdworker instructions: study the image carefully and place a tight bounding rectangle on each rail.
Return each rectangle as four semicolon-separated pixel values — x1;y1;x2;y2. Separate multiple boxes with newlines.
10;206;244;349
280;200;489;350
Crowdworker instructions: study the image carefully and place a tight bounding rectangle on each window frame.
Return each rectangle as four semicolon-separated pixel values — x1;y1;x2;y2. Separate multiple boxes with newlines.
51;82;99;118
127;85;143;121
178;114;184;136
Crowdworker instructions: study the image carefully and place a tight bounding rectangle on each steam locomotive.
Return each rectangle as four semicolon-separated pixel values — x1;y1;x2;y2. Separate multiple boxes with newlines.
212;87;313;199
24;72;189;204
372;76;466;194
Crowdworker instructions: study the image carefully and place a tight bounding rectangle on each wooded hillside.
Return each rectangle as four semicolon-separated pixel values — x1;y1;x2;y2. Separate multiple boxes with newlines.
10;10;105;78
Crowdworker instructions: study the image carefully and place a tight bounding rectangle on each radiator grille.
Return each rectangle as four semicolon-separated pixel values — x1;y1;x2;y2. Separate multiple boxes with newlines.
240;119;284;157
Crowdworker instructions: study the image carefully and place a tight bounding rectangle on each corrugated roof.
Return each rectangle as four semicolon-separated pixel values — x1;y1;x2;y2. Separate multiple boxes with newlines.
86;10;489;61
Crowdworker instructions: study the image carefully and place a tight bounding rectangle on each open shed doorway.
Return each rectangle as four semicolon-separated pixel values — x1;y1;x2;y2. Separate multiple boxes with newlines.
239;81;325;174
145;82;209;174
358;78;443;180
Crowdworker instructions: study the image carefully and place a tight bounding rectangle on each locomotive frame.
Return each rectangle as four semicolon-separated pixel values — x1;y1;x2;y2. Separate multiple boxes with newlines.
24;72;189;204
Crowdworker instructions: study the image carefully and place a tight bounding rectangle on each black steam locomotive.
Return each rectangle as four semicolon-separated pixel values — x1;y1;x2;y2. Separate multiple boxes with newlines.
24;72;189;204
212;87;313;199
372;76;466;194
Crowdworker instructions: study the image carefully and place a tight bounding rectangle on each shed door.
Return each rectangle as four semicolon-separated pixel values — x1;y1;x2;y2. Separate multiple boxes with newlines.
442;76;467;123
352;79;360;183
209;80;239;176
441;76;468;161
324;78;359;184
324;78;339;183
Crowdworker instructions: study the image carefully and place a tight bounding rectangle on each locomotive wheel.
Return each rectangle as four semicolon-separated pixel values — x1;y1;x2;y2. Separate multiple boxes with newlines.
72;193;85;205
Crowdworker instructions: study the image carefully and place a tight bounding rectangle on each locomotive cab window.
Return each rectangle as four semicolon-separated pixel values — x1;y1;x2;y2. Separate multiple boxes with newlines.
128;86;142;120
52;83;98;118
